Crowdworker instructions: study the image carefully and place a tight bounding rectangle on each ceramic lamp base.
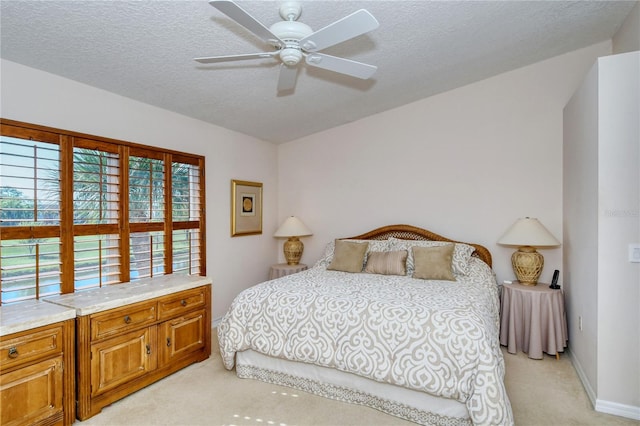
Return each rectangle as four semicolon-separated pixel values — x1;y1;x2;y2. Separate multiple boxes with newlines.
283;237;304;265
511;246;544;285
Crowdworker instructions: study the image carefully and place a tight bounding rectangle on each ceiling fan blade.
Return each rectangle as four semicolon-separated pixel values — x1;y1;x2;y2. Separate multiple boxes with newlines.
209;0;283;47
299;9;379;52
195;51;278;64
277;64;298;92
305;53;377;79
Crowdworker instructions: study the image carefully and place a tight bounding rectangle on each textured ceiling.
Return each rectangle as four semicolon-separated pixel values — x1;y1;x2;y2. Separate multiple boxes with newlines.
0;1;635;143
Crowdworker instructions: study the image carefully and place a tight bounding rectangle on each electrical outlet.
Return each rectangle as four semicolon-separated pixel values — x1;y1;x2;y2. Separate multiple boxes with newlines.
578;316;583;331
630;244;640;263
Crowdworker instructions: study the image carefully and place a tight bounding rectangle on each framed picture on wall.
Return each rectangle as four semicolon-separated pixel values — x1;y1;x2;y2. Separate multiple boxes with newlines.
231;179;263;236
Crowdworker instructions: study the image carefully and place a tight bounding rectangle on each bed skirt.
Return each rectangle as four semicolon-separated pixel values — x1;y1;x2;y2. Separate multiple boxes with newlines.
236;350;470;426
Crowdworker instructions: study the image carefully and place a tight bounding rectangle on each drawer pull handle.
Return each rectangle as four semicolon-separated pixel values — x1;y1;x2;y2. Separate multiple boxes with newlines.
166;338;171;347
181;299;187;307
124;315;131;324
146;344;151;355
8;347;18;359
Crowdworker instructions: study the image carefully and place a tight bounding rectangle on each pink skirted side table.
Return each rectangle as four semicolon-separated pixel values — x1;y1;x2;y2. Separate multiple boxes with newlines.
500;281;568;359
269;263;308;280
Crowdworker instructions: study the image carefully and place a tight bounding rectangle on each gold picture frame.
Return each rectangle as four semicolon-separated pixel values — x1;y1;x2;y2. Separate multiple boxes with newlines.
231;179;263;236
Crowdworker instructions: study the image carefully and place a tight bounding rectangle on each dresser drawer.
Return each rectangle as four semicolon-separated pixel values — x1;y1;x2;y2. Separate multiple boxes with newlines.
157;287;206;320
0;326;63;370
90;301;157;341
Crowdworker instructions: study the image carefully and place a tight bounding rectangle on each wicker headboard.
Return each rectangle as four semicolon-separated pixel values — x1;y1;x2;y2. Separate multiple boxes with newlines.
345;224;492;267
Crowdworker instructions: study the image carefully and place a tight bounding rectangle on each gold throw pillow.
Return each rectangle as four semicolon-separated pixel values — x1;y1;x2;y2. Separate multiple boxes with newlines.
327;240;369;273
412;244;456;281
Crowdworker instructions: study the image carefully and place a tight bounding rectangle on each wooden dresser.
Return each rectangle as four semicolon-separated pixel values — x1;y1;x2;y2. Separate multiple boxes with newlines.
45;275;212;420
0;300;76;426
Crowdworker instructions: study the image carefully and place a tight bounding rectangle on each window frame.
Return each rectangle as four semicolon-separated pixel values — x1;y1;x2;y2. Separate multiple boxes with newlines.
0;119;206;304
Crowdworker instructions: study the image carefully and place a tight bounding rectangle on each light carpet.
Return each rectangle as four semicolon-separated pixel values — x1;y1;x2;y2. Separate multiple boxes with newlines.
77;331;638;426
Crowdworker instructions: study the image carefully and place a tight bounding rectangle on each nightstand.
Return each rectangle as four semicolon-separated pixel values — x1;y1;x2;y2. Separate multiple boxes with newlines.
269;263;308;280
499;281;568;359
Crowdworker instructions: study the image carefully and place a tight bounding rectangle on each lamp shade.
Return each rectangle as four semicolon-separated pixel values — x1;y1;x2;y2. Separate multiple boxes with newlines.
497;217;560;248
274;216;312;238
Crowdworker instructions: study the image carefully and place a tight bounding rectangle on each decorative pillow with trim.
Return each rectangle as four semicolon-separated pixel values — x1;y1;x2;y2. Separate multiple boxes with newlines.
364;250;408;276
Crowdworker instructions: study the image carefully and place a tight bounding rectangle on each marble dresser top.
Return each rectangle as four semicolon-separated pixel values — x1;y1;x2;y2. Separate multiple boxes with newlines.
0;299;76;336
44;274;212;316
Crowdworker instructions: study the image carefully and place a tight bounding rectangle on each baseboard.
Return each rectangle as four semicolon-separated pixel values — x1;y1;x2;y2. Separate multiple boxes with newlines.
568;349;597;407
570;350;640;420
595;399;640;420
212;316;223;327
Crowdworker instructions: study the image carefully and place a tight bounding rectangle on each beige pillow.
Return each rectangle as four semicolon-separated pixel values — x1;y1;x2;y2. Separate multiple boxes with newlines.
364;250;408;275
315;239;390;269
327;240;369;273
412;244;456;281
389;238;475;276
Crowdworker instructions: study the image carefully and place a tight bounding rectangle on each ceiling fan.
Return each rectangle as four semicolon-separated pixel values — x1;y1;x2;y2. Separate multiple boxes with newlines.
195;0;379;92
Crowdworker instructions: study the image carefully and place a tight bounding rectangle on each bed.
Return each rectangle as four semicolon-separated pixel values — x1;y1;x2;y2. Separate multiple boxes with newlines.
217;224;513;425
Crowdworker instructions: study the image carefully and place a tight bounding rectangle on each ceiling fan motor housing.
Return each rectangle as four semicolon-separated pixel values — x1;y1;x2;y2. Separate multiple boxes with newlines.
270;20;313;65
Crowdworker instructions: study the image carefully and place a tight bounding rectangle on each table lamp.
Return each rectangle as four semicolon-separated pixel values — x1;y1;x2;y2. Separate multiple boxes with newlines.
274;216;312;265
497;217;560;285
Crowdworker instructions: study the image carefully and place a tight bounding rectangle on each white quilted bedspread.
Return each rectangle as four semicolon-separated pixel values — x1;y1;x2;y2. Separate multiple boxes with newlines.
218;258;513;425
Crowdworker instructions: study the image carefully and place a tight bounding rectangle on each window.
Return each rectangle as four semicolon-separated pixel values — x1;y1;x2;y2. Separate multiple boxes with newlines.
73;146;119;225
74;234;121;290
0;127;62;303
0;238;61;302
0;119;206;304
130;230;165;279
0;135;61;226
129;155;165;223
171;159;202;275
172;161;201;222
173;229;201;275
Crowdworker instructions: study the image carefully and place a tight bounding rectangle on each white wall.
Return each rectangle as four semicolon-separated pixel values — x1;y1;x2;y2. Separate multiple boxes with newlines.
563;63;600;402
563;51;640;418
278;41;611;284
0;59;280;320
596;51;640;412
613;1;640;54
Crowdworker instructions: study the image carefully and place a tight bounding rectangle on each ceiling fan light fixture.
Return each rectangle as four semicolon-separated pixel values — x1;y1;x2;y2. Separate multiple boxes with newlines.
280;48;303;66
